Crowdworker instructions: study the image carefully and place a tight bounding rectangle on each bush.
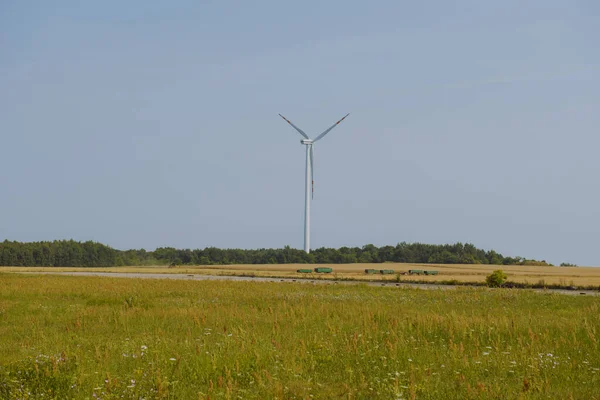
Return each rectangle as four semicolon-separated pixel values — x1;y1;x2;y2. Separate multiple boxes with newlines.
486;269;507;287
560;262;577;267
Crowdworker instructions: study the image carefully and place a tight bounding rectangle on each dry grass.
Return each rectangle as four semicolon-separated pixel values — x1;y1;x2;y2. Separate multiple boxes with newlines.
2;263;600;286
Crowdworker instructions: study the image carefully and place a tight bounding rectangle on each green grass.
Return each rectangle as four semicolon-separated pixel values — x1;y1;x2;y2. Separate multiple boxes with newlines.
0;274;599;399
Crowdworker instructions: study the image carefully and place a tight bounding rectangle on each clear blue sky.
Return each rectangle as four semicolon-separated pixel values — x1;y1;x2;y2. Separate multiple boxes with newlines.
1;1;599;265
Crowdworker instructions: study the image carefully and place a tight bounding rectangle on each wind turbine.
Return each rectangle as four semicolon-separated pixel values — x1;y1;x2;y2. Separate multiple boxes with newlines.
278;113;350;253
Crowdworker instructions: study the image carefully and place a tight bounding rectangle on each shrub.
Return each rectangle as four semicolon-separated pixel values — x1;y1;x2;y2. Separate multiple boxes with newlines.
486;269;507;287
560;262;577;267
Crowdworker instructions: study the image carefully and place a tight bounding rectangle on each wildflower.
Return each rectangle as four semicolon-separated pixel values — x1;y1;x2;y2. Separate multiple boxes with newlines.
483;352;490;356
169;358;176;361
141;345;148;351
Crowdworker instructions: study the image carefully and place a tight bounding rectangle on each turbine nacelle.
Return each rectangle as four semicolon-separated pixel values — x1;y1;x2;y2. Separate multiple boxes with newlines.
300;139;313;145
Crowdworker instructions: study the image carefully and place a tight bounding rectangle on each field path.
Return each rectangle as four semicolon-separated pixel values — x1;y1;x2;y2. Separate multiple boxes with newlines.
11;270;599;296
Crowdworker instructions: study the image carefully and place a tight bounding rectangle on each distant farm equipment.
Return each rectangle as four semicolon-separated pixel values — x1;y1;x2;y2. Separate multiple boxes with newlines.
365;268;396;275
407;269;438;276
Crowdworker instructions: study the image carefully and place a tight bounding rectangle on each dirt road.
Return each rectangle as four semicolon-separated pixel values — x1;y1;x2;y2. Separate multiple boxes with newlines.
12;271;599;296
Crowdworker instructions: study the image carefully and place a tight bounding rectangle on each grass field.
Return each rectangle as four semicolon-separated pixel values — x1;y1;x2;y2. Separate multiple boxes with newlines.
1;273;599;399
2;262;600;287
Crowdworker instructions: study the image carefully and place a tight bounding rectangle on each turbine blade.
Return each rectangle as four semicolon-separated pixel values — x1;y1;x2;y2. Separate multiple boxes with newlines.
310;145;314;199
278;114;310;139
313;113;350;142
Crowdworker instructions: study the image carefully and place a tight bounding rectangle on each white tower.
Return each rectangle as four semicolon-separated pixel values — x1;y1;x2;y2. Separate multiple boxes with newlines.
279;114;350;253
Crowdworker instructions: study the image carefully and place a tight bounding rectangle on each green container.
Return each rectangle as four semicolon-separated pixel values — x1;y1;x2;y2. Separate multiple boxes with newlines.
380;269;395;274
297;269;313;273
365;269;377;274
424;270;439;275
314;267;333;273
409;269;424;275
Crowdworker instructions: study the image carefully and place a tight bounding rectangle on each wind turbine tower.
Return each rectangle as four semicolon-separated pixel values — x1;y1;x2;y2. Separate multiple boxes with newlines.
278;113;350;253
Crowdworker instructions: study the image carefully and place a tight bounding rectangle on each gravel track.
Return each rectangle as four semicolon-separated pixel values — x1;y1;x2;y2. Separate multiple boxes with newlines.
11;271;599;296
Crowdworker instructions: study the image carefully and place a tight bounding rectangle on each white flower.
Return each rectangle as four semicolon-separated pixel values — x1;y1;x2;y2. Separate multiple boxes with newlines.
169;358;176;361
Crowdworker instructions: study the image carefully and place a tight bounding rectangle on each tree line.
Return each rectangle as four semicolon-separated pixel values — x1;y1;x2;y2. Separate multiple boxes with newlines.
0;240;554;267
